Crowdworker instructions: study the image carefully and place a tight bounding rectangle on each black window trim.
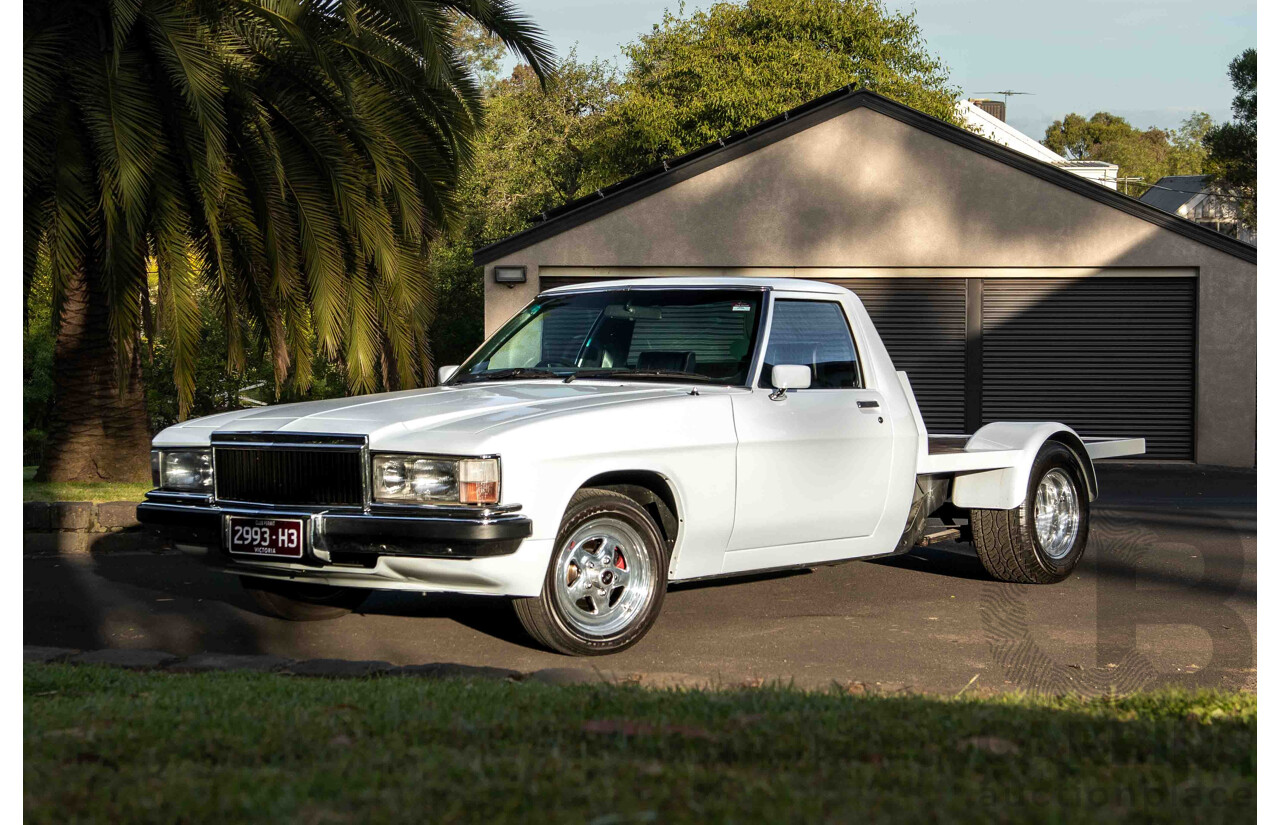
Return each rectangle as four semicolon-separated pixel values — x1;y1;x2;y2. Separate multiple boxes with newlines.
757;297;865;391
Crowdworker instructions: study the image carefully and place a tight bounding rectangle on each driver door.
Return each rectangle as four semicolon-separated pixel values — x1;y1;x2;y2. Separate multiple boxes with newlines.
728;297;894;552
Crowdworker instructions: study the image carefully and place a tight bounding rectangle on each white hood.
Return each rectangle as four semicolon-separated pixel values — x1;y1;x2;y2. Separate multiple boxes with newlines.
153;381;706;449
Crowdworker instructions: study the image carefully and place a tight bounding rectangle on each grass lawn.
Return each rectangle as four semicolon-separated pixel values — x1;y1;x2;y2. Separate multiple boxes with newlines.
22;466;151;502
25;664;1254;823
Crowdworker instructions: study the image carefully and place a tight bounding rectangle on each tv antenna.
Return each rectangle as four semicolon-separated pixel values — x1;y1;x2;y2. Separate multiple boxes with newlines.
977;90;1035;105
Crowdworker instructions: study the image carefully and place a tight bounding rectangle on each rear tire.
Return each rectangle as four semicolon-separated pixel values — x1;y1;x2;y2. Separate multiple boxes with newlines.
514;488;669;655
241;578;370;621
972;442;1090;584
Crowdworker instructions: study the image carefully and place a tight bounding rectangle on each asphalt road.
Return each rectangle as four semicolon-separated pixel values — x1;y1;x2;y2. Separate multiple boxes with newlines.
24;464;1255;693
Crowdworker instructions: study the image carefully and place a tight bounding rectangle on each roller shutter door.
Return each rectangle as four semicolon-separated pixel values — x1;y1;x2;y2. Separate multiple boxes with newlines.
981;277;1195;459
835;279;968;434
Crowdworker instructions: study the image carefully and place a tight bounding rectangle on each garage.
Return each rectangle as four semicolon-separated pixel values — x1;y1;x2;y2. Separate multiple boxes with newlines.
478;89;1255;467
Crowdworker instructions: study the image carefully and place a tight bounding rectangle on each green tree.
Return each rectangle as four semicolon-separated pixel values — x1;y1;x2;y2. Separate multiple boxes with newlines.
429;1;965;363
453;16;507;90
1043;111;1211;197
23;0;553;481
601;0;960;175
428;56;619;364
1204;48;1257;225
141;292;352;434
461;58;619;243
23;266;55;466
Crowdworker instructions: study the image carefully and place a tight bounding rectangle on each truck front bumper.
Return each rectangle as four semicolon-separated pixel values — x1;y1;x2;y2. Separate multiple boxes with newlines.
136;494;549;596
140;491;535;562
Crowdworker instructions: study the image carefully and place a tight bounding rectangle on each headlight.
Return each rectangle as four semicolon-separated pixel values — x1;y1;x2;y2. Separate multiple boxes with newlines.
153;449;213;493
371;455;499;505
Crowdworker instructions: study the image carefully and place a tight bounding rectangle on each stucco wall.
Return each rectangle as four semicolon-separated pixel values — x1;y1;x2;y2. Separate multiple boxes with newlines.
483;106;1256;467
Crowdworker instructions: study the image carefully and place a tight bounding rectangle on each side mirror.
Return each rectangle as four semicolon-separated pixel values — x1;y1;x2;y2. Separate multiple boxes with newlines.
769;364;811;400
438;365;460;385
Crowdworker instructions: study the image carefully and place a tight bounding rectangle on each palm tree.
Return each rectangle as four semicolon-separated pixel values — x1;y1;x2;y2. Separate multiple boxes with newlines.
23;0;553;481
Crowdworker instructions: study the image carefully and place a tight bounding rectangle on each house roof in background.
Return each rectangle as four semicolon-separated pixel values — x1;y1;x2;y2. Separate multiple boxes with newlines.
1138;175;1212;213
1056;160;1118;168
957;100;1066;163
473;88;1256;266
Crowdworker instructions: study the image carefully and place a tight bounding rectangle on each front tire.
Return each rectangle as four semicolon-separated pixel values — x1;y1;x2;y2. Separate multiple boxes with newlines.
514;488;669;655
972;442;1090;584
241;578;370;621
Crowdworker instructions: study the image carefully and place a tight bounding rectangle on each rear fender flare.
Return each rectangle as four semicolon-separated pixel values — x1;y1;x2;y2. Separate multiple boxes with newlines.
950;422;1097;510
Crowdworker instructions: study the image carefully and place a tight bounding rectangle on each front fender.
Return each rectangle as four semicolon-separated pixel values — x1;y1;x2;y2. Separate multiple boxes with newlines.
950;422;1097;511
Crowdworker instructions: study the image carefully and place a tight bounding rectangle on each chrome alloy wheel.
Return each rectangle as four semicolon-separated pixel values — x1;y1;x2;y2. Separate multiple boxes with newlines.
551;517;656;637
1034;468;1081;559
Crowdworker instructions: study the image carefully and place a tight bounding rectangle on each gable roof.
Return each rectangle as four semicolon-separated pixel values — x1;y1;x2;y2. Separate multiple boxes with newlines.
474;87;1256;266
1139;175;1212;213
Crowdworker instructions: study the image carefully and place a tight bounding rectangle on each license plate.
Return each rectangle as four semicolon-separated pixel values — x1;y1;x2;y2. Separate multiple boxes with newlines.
227;517;305;559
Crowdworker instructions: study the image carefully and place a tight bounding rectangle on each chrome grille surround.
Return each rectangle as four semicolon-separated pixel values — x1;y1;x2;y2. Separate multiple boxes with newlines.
211;433;368;509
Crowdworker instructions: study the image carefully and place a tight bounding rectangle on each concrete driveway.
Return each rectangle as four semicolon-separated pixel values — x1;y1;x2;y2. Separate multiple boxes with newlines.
24;464;1255;693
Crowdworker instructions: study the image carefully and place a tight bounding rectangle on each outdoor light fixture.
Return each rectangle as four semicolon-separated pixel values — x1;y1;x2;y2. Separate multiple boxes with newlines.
493;265;527;286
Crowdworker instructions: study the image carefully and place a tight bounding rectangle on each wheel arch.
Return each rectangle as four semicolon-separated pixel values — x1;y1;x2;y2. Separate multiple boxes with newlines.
951;423;1097;510
576;469;682;553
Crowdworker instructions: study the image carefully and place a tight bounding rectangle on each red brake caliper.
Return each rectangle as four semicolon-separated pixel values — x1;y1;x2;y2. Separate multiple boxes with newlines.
614;547;626;570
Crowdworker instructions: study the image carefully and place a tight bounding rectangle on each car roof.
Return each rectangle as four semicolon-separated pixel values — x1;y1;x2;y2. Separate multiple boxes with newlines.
538;276;850;296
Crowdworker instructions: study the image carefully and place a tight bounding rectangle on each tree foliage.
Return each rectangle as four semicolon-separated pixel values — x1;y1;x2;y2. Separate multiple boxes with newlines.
601;0;960;176
23;266;55;465
23;0;554;417
1043;111;1212;197
453;16;508;89
1204;48;1256;223
425;55;618;364
427;0;963;363
461;58;620;242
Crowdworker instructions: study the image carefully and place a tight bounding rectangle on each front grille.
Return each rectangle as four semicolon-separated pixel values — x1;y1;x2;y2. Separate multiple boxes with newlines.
214;447;365;506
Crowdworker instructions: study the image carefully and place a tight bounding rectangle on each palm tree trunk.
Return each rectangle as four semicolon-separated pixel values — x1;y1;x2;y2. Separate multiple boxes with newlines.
36;264;152;483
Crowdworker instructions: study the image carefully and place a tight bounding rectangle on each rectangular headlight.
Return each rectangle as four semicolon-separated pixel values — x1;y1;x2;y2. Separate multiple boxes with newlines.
371;455;499;505
154;449;213;493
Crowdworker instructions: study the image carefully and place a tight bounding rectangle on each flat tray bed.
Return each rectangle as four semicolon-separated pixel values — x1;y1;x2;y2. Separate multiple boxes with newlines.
921;434;1146;475
927;435;971;455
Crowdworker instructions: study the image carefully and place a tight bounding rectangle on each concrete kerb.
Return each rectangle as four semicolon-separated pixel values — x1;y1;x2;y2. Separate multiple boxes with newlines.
24;500;166;556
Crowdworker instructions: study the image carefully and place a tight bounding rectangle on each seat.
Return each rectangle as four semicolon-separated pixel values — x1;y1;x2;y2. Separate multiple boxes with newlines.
637;351;697;372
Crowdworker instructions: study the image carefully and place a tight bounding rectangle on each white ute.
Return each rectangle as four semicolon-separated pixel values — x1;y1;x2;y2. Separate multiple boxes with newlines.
140;277;1145;655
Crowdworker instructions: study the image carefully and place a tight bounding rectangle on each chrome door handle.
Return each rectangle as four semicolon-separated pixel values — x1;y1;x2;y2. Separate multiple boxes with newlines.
857;400;879;409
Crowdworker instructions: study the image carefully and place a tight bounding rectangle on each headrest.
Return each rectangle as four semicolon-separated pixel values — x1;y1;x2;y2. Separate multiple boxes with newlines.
637;351;697;372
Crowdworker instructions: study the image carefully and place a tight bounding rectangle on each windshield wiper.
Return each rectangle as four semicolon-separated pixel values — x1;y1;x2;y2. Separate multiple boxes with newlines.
564;369;713;384
452;367;562;384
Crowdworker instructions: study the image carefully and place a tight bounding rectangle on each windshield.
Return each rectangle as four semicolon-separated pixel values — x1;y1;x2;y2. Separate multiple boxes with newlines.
451;288;765;385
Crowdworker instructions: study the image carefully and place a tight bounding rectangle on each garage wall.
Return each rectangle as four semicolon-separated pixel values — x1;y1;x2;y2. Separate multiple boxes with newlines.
485;104;1255;466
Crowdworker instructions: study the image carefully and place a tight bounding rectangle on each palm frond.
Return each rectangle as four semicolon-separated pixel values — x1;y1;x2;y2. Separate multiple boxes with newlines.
27;0;559;404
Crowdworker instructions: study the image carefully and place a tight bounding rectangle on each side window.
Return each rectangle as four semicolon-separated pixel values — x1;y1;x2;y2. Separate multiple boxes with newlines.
759;300;862;389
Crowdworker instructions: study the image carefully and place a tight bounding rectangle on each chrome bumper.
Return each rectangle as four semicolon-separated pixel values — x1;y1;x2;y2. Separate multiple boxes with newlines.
136;492;532;565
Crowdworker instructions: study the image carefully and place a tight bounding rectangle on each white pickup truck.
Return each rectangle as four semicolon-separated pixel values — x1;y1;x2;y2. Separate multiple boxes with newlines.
140;277;1144;655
